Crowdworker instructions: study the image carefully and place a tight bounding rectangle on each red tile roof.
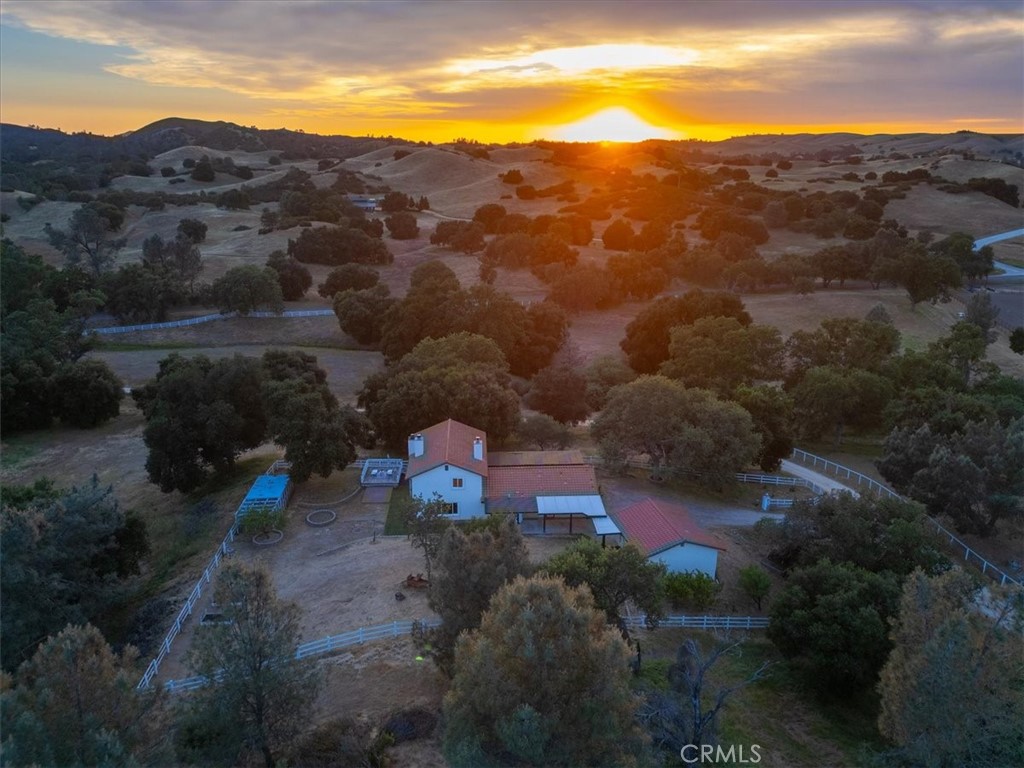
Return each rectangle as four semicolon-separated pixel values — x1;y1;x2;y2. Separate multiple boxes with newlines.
488;450;586;467
485;465;598;500
406;419;488;478
613;498;726;555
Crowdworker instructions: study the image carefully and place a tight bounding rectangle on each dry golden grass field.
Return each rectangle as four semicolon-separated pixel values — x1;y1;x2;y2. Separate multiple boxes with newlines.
2;137;1021;766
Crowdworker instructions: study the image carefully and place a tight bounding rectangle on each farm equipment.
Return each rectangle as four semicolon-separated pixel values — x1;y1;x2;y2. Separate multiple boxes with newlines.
404;573;430;589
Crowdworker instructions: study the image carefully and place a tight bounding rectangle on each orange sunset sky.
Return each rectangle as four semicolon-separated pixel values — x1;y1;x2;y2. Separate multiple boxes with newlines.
1;0;1021;143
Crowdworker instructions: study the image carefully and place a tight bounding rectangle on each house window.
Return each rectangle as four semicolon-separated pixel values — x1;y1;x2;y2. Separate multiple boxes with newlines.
452;478;464;489
440;502;458;515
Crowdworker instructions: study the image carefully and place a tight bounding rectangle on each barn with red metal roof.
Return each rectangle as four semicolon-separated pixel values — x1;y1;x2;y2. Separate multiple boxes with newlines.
612;498;726;578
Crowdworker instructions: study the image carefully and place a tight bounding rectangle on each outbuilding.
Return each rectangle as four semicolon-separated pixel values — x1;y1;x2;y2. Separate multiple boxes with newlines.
612;498;726;578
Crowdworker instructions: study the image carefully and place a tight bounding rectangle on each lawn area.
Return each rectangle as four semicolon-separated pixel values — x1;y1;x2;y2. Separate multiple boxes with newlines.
635;630;888;768
384;484;412;535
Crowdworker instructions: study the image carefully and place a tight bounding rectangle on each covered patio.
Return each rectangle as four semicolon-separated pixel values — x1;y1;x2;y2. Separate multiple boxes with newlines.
518;494;623;544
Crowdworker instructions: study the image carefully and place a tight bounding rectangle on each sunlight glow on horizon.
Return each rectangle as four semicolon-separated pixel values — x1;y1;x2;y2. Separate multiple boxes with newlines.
1;1;1020;144
545;107;681;143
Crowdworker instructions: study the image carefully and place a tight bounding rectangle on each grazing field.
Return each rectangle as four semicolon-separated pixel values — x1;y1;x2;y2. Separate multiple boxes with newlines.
0;399;282;643
90;344;383;404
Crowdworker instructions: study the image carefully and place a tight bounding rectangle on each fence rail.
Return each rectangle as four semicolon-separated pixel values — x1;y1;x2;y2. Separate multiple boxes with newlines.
790;449;898;499
137;459;286;690
624;615;770;630
93;309;335;335
789;449;1022;588
164;618;442;692
161;615;764;692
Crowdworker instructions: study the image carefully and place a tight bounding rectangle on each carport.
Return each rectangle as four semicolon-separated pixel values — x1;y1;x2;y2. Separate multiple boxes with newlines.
536;494;622;543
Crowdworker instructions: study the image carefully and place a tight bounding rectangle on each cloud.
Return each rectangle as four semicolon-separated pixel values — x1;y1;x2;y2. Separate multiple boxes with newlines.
1;0;1021;132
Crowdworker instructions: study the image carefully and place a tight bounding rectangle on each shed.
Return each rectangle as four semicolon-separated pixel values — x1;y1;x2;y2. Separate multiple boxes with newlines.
236;474;293;525
613;498;726;578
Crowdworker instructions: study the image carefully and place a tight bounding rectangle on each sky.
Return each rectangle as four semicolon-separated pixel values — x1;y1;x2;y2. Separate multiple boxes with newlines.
1;0;1022;143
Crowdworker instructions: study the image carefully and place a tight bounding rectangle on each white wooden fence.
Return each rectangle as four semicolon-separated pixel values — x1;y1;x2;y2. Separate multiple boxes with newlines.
161;614;766;693
623;615;770;630
789;449;898;499
136;460;291;691
789;450;1022;588
137;530;237;690
94;309;335;335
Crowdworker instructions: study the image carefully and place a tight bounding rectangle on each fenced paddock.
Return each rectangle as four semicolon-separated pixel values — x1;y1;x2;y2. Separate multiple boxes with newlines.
137;460;294;691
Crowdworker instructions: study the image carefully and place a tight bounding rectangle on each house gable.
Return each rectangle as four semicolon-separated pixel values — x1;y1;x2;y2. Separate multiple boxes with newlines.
406;419;488;479
613;498;727;556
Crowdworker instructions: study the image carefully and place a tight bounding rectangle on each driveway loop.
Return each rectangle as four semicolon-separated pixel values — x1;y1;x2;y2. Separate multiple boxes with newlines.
306;509;337;527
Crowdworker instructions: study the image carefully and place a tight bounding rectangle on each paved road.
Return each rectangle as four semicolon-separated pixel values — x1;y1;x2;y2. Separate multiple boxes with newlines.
973;227;1024;250
779;460;860;497
974;228;1024;278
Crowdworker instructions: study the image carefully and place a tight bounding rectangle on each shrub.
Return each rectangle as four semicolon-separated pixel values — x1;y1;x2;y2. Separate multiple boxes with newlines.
663;571;720;610
240;508;285;535
190;159;216;182
160;166;176;177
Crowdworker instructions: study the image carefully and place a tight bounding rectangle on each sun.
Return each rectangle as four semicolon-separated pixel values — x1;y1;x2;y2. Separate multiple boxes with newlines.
552;107;678;143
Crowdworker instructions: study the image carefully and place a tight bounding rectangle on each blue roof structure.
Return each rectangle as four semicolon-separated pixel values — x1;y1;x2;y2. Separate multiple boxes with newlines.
241;474;291;507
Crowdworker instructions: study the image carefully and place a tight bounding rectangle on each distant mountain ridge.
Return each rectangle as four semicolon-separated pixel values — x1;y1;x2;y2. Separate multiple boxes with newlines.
3;117;1022;160
0;118;398;165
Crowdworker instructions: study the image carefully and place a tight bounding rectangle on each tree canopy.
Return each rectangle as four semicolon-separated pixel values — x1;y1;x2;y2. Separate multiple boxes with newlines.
768;559;901;695
443;575;647;767
261;350;370;482
359;333;522;449
1;623;170;767
757;492;947;576
877;418;1023;535
210;266;284;315
134;354;267;492
287;224;392;266
660;317;783;395
878;569;1024;768
620;290;751;374
544;538;666;631
378;261;567;376
0;478;149;670
44;202;126;275
592;375;759;484
427;518;532;674
182;563;321;768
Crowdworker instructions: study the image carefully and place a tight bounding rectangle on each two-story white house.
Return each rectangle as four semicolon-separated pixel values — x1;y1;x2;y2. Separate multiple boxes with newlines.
406;419;622;539
406;419;488;520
